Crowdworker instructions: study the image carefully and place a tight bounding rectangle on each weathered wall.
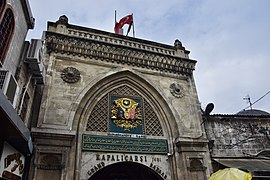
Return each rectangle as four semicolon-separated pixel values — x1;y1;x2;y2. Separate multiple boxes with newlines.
30;16;211;180
205;115;270;157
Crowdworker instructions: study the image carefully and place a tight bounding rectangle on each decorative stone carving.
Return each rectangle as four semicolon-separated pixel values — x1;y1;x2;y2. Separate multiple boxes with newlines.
86;85;164;136
170;83;184;98
56;15;68;25
45;32;196;76
37;154;62;170
174;39;183;49
61;67;81;83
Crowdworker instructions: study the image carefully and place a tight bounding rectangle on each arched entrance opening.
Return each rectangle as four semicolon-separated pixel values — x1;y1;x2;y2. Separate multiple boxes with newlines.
73;70;177;179
89;162;164;180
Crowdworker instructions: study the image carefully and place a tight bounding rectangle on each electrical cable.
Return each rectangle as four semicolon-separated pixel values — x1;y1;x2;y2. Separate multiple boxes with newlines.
243;90;270;110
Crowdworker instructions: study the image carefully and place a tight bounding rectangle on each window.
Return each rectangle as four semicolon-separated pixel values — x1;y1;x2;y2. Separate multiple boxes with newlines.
0;6;15;65
0;70;19;107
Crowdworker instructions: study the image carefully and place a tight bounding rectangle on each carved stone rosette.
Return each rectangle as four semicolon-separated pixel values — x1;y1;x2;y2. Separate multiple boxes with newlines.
170;83;184;98
61;67;81;83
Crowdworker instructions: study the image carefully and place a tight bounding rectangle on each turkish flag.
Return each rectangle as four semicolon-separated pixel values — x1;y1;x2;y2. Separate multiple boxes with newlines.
115;14;133;34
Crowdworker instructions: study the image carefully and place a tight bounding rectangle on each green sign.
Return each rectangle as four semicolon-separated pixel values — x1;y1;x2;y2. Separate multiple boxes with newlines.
82;134;168;155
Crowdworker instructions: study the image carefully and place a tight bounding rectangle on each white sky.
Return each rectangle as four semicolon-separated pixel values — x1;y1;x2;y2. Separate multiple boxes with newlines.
27;0;270;114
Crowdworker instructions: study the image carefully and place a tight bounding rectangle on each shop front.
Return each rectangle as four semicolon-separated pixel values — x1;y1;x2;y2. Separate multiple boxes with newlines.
0;91;33;180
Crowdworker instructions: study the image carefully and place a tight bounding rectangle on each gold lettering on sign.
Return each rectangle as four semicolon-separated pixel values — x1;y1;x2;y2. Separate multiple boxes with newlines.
152;157;162;163
149;163;167;179
87;162;105;177
82;134;168;155
96;154;148;163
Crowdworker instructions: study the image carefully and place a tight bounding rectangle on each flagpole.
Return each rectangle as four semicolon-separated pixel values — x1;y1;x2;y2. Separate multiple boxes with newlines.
114;10;117;31
132;13;135;37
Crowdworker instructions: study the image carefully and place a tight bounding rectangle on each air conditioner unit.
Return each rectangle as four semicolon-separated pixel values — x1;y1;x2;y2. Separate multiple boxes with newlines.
0;70;20;108
25;39;45;84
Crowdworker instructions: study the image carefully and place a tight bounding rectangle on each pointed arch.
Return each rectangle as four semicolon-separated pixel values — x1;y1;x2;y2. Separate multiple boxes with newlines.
85;85;164;136
89;162;164;180
71;70;178;137
0;6;15;64
70;69;179;178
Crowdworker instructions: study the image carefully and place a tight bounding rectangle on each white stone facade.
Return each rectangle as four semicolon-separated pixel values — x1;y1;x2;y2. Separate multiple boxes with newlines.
30;15;211;180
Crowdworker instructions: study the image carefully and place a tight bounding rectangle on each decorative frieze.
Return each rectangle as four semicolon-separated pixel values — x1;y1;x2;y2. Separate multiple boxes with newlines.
67;29;178;56
45;32;196;76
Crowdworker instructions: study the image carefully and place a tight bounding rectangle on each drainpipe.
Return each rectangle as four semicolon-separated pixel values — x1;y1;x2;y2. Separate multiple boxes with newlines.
18;73;33;116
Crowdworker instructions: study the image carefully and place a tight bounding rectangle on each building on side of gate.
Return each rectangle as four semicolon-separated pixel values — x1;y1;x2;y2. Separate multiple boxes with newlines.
203;107;270;179
0;0;44;180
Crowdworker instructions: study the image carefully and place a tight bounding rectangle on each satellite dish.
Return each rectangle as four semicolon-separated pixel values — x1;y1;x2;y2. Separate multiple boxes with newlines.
204;103;214;115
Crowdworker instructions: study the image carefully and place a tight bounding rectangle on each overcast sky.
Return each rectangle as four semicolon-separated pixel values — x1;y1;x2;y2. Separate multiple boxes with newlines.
27;0;270;114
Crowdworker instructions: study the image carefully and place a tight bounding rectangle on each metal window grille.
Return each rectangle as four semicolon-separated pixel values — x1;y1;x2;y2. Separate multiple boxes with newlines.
0;70;8;90
86;85;164;136
0;8;15;64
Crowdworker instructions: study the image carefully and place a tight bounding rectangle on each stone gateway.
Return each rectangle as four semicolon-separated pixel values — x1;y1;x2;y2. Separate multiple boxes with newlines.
29;15;211;180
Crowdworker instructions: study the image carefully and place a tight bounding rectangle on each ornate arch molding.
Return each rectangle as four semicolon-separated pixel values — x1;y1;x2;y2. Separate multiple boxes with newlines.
71;70;179;178
85;84;165;136
71;69;178;138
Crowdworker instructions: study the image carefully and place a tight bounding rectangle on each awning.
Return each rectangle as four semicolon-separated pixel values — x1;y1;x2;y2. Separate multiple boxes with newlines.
209;168;252;180
0;91;33;155
214;158;270;172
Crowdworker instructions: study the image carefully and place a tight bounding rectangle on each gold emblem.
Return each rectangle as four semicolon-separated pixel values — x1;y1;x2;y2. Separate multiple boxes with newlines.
111;97;142;131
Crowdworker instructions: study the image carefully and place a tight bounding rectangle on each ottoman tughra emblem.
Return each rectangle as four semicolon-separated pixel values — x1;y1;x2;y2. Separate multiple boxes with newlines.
111;97;142;131
61;67;81;83
170;83;184;98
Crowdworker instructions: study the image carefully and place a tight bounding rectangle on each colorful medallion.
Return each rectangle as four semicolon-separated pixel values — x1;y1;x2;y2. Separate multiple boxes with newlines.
110;96;143;133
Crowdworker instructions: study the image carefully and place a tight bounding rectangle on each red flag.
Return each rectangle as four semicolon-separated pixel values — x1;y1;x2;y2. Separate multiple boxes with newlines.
115;14;133;34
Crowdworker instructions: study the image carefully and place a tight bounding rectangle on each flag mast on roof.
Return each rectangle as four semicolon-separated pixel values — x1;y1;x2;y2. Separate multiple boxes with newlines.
114;10;135;37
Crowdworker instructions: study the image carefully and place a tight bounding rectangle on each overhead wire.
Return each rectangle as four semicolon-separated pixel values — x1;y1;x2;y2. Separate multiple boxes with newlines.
243;90;270;110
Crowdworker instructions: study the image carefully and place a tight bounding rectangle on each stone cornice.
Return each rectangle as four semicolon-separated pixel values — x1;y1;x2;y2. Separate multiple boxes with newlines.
175;138;209;152
45;31;196;76
48;20;190;55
